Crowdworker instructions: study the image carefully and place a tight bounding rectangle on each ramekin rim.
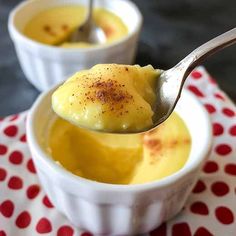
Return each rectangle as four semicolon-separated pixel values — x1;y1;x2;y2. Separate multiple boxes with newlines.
26;85;213;193
8;0;143;54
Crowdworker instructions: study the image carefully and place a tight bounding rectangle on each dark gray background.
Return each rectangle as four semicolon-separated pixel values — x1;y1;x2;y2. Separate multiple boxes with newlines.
0;0;236;117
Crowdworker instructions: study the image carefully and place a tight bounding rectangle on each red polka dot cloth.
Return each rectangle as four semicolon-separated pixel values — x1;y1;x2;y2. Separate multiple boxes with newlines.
0;67;235;236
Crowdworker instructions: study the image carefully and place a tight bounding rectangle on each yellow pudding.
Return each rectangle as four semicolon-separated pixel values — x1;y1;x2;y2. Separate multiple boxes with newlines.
52;64;160;132
24;6;128;47
51;64;191;184
48;112;191;184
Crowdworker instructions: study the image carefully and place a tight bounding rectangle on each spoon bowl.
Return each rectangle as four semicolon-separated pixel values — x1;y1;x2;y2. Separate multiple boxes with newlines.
147;27;236;133
69;0;106;44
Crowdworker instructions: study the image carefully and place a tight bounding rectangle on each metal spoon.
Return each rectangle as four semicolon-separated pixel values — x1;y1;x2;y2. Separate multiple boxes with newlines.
148;27;236;133
57;28;236;134
69;0;106;44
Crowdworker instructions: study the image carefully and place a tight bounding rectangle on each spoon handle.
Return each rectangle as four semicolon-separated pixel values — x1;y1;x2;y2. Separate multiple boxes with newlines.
84;0;93;26
179;27;236;74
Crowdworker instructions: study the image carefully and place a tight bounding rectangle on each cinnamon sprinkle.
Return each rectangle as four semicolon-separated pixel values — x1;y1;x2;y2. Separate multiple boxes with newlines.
144;139;162;151
61;24;69;31
84;78;133;114
43;24;56;36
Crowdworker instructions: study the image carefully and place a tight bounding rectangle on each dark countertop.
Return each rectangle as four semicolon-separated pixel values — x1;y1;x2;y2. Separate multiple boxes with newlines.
0;0;236;117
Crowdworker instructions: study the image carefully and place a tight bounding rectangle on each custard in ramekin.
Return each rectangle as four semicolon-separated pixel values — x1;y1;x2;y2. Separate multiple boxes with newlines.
27;85;212;235
8;0;142;91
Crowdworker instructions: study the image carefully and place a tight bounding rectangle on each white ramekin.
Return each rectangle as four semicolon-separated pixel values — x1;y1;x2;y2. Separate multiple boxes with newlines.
26;87;212;235
8;0;142;91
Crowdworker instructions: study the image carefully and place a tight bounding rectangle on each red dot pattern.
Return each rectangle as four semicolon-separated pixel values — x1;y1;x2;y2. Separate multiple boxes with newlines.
0;168;7;181
15;211;31;228
215;144;232;156
81;233;93;236
190;202;209;215
192;180;206;193
9;150;23;165
212;123;224;136
204;104;216;114
8;176;23;190
211;181;229;196
203;161;219;173
194;227;214;236
42;195;54;208
36;218;52;234
150;223;166;236
224;164;236;176
0;72;235;235
222;108;235;117
172;223;191;236
191;71;202;79
3;125;18;137
26;185;40;199
27;159;36;174
188;85;204;97
20;134;27;142
214;93;225;100
0;231;6;236
229;125;236;136
57;226;74;236
0;144;8;155
215;207;234;224
0;200;14;218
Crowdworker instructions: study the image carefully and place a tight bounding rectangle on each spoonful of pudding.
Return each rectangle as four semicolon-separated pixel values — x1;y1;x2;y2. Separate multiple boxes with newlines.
52;28;236;134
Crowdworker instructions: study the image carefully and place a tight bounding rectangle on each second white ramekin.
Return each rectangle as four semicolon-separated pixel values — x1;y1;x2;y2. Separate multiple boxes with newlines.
8;0;142;91
26;87;212;235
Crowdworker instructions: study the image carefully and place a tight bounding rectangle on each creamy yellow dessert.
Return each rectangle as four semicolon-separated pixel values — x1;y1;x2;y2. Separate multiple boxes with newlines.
52;64;160;133
24;6;128;47
50;63;191;184
48;112;191;184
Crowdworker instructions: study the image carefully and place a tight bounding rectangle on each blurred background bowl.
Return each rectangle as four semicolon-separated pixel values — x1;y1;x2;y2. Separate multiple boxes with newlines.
8;0;142;91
